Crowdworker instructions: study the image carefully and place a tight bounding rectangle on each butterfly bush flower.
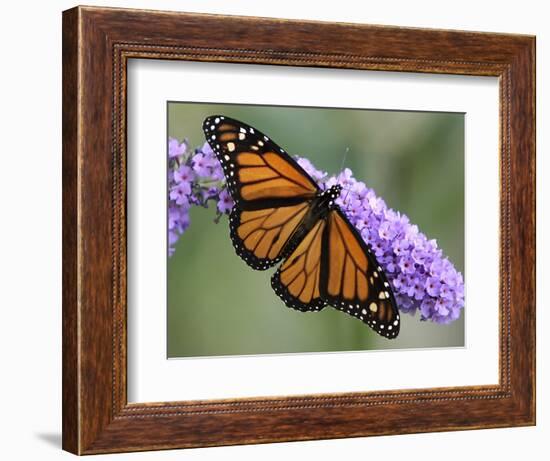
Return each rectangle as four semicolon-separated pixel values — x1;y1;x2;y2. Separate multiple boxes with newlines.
168;137;233;256
167;135;464;324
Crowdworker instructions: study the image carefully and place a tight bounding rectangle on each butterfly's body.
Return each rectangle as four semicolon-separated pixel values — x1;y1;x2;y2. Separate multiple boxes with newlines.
281;185;342;257
203;115;400;339
304;185;343;224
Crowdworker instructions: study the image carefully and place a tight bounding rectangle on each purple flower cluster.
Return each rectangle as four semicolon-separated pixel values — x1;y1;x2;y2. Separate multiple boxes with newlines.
168;137;233;256
168;135;464;324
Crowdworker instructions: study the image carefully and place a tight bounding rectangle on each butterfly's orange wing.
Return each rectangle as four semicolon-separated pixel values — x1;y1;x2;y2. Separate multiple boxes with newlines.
320;209;400;338
229;202;311;270
203;116;319;270
203;116;319;207
271;219;327;312
271;209;400;332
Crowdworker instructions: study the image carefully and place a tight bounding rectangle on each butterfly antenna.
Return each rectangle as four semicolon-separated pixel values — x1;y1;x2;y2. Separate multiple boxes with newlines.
339;147;350;174
336;147;353;212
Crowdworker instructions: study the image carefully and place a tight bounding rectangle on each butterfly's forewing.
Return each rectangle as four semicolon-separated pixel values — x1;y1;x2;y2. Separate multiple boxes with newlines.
320;209;400;338
203;116;319;270
203;116;319;209
271;219;327;312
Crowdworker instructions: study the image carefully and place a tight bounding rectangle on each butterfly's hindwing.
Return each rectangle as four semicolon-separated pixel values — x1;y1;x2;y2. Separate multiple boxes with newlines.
228;202;311;271
271;219;327;312
320;209;400;338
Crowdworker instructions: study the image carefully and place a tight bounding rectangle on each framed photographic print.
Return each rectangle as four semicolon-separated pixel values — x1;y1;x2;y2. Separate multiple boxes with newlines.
62;6;535;454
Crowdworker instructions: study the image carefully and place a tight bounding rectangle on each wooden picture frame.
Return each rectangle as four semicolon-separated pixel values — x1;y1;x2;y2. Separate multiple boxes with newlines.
62;5;535;455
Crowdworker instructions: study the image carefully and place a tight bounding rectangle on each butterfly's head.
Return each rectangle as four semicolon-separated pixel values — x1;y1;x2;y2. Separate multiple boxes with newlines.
327;184;342;199
320;184;342;210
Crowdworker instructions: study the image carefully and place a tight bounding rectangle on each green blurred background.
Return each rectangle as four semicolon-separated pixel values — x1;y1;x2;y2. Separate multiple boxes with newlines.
167;102;465;358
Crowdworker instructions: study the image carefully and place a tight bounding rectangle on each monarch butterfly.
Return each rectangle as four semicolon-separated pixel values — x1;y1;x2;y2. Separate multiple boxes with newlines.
203;115;400;339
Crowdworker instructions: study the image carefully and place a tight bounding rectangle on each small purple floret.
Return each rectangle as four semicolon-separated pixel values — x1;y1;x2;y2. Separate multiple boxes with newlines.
167;137;230;256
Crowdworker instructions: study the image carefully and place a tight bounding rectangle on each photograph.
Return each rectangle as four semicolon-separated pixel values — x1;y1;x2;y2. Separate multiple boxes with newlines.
53;4;537;456
167;102;465;358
